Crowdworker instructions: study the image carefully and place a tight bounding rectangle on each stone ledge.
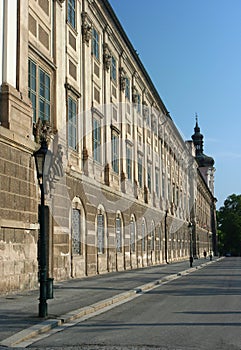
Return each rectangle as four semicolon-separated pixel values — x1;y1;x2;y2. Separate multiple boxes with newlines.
0;219;38;230
0;126;36;153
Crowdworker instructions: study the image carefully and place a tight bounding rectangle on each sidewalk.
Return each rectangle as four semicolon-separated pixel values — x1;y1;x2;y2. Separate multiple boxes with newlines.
0;257;221;348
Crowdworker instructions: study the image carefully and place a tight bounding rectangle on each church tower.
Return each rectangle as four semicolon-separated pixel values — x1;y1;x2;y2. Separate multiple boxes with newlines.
192;115;215;194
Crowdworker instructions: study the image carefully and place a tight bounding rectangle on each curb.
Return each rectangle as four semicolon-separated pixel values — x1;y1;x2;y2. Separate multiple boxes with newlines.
0;258;223;347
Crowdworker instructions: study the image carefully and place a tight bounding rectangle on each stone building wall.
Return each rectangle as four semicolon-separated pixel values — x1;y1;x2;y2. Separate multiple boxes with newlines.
0;127;38;294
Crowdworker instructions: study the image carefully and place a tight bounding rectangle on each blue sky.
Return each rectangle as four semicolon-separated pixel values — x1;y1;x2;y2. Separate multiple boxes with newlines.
108;0;241;209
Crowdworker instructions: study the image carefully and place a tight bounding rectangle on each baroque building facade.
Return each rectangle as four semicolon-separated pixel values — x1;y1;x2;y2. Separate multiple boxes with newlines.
0;0;217;294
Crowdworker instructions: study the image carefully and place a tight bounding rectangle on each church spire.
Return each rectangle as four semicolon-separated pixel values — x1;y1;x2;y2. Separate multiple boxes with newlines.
192;113;203;154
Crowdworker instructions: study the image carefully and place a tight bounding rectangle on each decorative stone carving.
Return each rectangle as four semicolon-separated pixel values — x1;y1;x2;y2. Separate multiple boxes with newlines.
119;67;126;92
103;43;111;71
81;12;92;46
33;118;52;146
33;118;64;196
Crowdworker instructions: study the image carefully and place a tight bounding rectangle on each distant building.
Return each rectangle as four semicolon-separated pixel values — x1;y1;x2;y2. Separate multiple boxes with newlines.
0;0;217;294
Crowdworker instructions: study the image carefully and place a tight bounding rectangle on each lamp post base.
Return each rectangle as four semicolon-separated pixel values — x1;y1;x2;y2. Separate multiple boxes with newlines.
39;300;48;318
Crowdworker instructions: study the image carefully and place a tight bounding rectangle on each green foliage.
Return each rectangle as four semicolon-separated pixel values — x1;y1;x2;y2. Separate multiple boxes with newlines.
217;194;241;256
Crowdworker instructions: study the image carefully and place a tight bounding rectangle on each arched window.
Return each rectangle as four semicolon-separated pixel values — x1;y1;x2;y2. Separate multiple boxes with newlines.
130;216;136;253
116;213;122;253
72;208;81;254
155;225;161;253
71;197;86;256
142;218;146;252
150;221;155;251
97;210;104;254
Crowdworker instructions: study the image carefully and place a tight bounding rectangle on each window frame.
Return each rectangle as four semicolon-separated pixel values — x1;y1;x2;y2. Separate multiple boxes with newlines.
97;213;104;254
111;56;117;82
72;208;81;255
126;144;132;180
28;60;37;122
68;96;77;150
138;154;143;187
125;77;130;100
116;216;122;253
67;0;76;29
92;117;101;163
130;219;136;253
111;131;119;174
150;223;155;251
92;27;99;60
137;94;141;114
28;58;51;124
142;219;146;252
147;163;152;193
155;168;159;197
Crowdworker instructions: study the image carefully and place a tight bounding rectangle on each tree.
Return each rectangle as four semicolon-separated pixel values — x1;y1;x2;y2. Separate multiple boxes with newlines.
217;194;241;256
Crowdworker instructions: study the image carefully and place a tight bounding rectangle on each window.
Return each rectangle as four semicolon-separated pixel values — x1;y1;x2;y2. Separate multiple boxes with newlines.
176;187;179;207
162;175;165;198
142;219;146;252
147;163;152;193
116;216;122;253
97;213;104;254
172;183;175;203
111;56;117;81
138;154;143;187
112;131;119;173
137;94;141;113
112;106;117;120
155;226;160;253
72;208;81;254
39;68;50;121
93;118;101;163
67;0;76;28
28;59;50;123
150;223;155;251
92;28;99;60
28;60;37;121
144;105;150;126
94;87;100;103
126;144;132;180
130;219;135;253
155;168;159;196
168;179;172;202
68;97;77;150
125;77;130;100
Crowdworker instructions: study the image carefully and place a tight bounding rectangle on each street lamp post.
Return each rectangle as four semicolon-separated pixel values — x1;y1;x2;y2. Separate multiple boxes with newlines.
33;138;49;318
188;222;193;267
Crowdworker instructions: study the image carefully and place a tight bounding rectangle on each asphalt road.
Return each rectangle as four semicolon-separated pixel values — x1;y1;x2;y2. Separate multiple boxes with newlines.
25;258;241;350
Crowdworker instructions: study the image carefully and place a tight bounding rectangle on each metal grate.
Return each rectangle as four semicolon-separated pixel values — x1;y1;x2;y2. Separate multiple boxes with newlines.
72;209;81;254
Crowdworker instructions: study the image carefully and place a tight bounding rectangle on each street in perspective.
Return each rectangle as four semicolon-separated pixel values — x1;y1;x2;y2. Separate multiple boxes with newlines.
1;257;241;350
1;1;241;350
